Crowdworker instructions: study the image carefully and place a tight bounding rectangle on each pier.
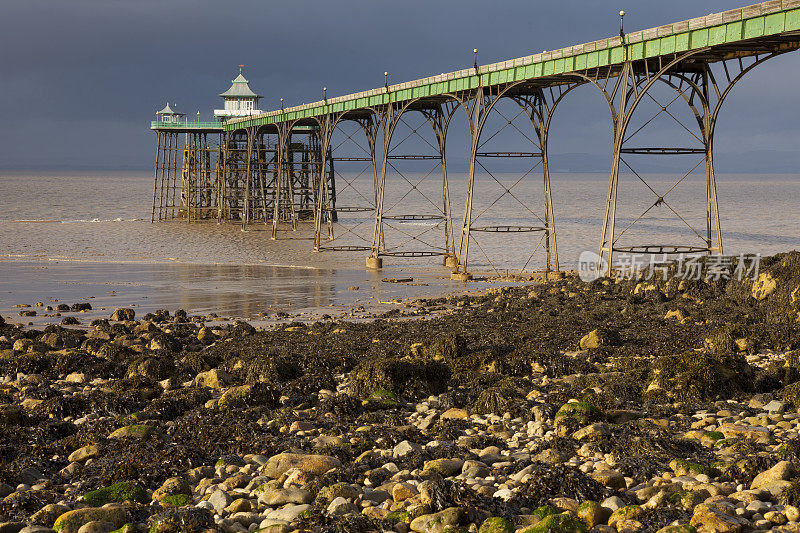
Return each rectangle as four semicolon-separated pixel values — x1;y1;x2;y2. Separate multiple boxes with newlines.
151;1;800;277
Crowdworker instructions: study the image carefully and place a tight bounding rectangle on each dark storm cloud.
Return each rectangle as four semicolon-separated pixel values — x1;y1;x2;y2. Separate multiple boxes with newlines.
0;0;797;170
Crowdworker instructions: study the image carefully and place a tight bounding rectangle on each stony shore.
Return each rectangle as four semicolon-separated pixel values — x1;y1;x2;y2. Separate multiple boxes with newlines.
1;252;800;533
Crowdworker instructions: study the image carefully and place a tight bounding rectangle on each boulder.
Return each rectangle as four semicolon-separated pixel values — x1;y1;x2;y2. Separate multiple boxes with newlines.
579;328;620;350
262;453;341;479
52;507;126;533
194;369;232;389
690;503;748;532
423;458;464;477
751;461;795;490
410;507;462;533
151;477;191;502
110;309;135;321
82;482;148;506
107;424;156;440
31;504;70;527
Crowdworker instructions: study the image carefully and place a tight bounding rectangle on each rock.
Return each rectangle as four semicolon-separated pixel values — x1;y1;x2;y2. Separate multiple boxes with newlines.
601;495;625;512
76;522;116;533
669;459;710;477
224;498;251;514
393;440;422;458
20;526;56;533
71;303;92;312
577;501;606;529
392;482;418;502
263;503;310;522
258;487;312;506
758;480;793;498
194;369;232;389
423;458;464;477
110;309;135;321
146;508;214;533
107;424;155;440
655;526;696;533
718;423;769;440
289;420;314;432
690;503;749;532
752;461;795;489
591;470;626;490
579;328;619;350
608;506;645;528
521;513;587;532
554;401;602;436
478;517;514;533
12;339;33;352
326;497;357;516
196;327;215;343
207;490;232;514
52;507;127;533
318;483;359;503
440;408;469;420
350;357;450;399
410;507;462;533
752;272;777;300
262;453;342;479
0;524;26;533
152;477;191;502
69;444;100;463
31;504;70;527
534;447;570;464
82;482;148;506
572;422;610;441
217;384;253;410
764;400;787;413
665;309;686;321
65;372;87;384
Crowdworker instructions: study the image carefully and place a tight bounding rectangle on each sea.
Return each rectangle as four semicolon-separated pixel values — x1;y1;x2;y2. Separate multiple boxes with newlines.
0;170;798;323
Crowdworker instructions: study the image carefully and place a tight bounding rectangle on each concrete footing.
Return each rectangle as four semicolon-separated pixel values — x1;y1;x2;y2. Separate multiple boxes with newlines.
450;272;472;281
443;255;458;269
365;256;383;269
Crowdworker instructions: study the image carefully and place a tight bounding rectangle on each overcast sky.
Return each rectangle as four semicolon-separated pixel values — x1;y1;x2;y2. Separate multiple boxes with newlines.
1;0;798;171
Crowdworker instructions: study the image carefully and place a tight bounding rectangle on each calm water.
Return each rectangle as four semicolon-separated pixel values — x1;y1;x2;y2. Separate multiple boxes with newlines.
0;170;798;319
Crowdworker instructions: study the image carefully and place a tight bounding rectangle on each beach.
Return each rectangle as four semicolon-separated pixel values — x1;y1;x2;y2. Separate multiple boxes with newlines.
1;252;800;532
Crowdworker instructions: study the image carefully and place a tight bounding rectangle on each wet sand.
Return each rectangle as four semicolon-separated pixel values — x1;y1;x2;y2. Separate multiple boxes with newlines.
0;260;538;328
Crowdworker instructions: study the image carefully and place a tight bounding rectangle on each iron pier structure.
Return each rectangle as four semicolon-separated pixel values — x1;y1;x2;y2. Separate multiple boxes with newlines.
151;1;800;277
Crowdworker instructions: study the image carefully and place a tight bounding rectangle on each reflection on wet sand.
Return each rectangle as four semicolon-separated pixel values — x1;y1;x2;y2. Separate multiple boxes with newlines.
151;263;339;317
0;260;477;327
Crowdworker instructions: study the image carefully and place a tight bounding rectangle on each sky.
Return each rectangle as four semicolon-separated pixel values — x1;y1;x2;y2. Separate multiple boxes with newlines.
1;0;798;171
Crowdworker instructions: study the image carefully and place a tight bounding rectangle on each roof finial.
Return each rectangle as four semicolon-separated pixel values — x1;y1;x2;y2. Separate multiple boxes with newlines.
238;64;244;75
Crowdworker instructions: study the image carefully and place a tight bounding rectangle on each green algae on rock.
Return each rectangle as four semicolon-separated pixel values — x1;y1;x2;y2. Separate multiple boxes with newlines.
522;513;587;533
82;482;148;506
108;424;156;440
53;507;127;533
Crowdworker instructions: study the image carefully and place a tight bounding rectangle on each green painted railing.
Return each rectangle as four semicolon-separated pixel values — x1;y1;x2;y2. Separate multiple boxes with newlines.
151;121;223;130
226;0;800;131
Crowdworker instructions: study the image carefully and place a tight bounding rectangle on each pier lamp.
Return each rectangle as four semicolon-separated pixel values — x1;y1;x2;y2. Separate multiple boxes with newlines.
384;72;389;90
619;10;626;39
323;87;327;103
280;98;284;112
473;48;478;72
